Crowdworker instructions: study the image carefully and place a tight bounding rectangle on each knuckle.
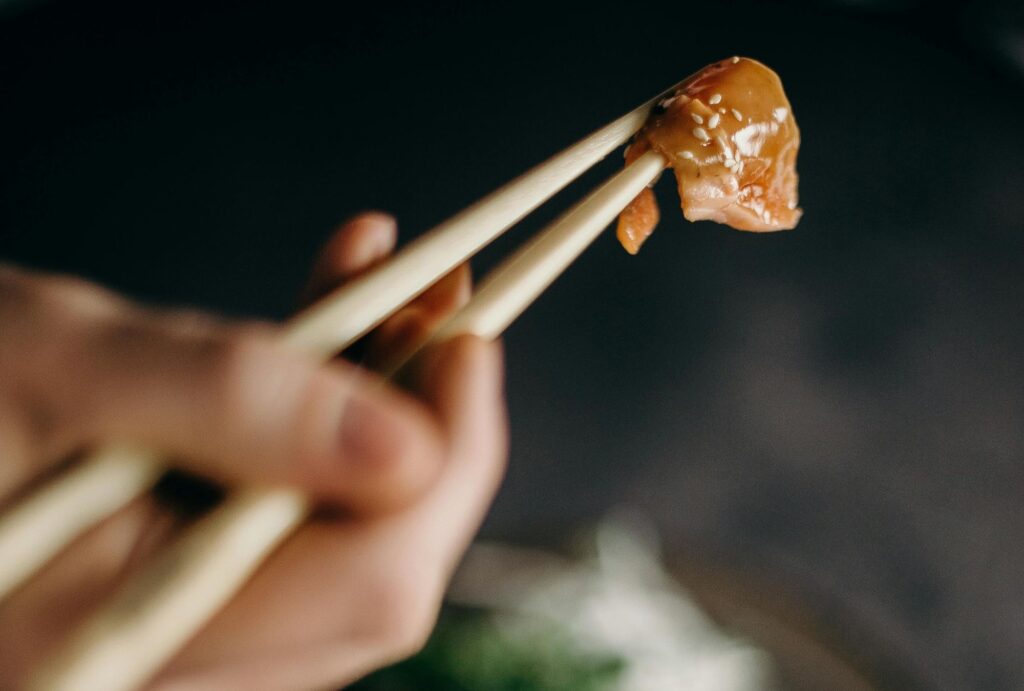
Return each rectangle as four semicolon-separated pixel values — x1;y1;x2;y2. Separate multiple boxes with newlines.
34;273;125;325
152;308;227;340
39;314;141;433
0;277;132;434
212;324;282;373
201;327;316;445
134;314;279;405
206;329;282;405
0;267;122;359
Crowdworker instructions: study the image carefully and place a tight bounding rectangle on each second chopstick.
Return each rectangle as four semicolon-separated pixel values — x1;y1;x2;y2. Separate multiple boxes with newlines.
32;149;667;691
0;89;662;604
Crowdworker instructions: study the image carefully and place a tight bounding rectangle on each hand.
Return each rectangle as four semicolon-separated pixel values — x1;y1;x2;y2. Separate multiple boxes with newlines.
0;213;508;690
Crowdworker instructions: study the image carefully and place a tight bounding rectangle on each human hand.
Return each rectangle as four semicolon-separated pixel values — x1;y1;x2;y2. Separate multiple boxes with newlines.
0;212;508;690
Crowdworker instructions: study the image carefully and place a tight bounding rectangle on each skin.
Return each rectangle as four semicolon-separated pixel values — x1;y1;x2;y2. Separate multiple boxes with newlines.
0;212;508;690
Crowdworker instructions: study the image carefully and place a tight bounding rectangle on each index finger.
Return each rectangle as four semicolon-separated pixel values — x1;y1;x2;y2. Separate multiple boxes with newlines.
399;335;508;570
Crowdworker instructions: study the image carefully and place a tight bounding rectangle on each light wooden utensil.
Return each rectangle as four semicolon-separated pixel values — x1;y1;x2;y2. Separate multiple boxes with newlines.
0;92;658;604
9;87;673;691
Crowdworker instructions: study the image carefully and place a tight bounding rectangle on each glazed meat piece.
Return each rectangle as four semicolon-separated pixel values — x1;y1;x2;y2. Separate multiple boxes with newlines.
617;57;802;254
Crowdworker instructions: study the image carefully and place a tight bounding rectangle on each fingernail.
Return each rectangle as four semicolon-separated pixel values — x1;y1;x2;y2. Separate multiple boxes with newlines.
338;397;404;469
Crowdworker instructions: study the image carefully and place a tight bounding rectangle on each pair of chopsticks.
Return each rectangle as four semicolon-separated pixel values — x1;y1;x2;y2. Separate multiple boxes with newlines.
0;84;673;691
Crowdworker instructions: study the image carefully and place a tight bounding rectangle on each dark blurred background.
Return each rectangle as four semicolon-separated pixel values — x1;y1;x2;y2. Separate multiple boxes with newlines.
2;0;1023;688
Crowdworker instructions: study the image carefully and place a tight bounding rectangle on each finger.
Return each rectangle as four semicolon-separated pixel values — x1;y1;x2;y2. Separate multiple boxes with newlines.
0;264;134;486
151;516;452;691
32;314;444;513
0;397;35;505
301;212;397;306
408;262;472;318
302;212;470;372
156;336;507;690
405;335;508;569
0;494;166;689
366;263;472;371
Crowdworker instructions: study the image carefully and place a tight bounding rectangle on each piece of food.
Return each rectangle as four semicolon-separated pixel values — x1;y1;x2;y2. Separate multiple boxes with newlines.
617;56;802;254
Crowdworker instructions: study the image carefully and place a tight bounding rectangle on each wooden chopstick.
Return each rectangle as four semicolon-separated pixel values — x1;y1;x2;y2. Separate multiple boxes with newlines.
0;448;161;598
30;148;667;691
436;150;666;341
0;92;661;605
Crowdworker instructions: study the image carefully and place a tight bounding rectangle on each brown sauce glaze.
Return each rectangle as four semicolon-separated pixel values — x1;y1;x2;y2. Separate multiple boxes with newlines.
617;57;801;254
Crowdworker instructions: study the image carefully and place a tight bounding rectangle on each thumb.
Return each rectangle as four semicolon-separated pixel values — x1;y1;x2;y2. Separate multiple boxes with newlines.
43;312;445;514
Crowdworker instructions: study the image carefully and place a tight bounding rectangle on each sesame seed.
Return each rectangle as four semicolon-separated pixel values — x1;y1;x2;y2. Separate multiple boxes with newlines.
724;158;736;168
679;150;695;160
692;127;710;142
690;113;704;125
731;56;740;64
708;113;721;128
709;93;722;105
731;108;743;121
719;107;726;114
773;106;788;122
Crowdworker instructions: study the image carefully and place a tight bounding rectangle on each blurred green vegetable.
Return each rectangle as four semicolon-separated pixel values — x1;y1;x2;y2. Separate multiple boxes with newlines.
349;606;626;691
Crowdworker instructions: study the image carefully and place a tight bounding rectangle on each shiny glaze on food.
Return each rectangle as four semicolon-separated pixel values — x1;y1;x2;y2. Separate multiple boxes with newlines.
617;57;801;254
